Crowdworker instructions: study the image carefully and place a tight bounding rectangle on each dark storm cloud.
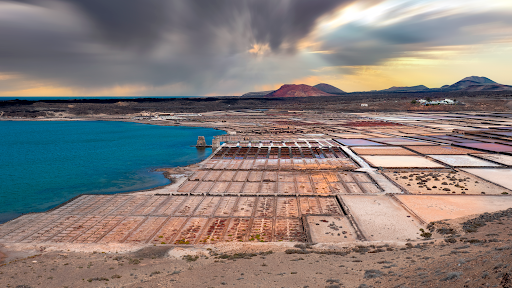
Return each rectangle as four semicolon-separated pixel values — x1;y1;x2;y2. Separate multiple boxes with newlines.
14;0;171;49
244;0;343;52
10;0;345;52
0;0;350;93
69;0;171;49
0;0;511;95
82;0;343;52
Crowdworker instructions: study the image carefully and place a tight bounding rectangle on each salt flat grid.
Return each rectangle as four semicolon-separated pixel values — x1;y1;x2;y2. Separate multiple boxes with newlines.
3;112;512;246
0;195;345;244
178;171;381;195
203;158;357;171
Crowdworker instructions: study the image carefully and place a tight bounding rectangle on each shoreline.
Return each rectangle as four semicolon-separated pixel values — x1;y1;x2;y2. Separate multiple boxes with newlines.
0;116;225;129
0;163;203;226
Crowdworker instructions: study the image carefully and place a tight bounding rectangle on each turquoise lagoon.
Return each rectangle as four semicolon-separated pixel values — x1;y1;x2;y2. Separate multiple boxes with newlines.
0;121;224;223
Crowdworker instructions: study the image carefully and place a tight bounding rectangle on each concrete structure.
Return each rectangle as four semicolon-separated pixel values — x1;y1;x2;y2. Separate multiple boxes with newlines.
212;138;221;151
196;136;207;147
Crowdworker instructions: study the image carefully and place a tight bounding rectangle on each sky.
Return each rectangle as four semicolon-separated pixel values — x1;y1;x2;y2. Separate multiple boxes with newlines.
0;0;511;96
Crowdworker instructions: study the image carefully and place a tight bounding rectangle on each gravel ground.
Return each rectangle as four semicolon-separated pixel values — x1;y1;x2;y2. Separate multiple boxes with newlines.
386;170;511;195
1;209;512;288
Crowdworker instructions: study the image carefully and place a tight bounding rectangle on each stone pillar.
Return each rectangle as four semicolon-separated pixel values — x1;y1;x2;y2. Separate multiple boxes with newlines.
196;136;206;147
212;138;221;151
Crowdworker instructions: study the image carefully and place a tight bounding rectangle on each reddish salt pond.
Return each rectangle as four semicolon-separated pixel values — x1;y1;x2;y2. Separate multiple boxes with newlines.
406;145;485;155
368;137;428;145
457;143;512;153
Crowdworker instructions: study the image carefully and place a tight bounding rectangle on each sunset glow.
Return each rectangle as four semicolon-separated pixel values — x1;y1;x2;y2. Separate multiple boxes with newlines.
0;0;511;96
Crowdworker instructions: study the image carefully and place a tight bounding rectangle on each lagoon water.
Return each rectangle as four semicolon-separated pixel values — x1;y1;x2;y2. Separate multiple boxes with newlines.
0;121;224;223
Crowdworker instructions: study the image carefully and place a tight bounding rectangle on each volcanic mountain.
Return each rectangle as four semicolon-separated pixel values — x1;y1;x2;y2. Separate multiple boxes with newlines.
241;90;275;97
379;85;430;93
373;76;511;93
242;76;511;97
460;84;512;92
443;76;512;92
265;84;335;97
448;76;497;89
313;83;346;94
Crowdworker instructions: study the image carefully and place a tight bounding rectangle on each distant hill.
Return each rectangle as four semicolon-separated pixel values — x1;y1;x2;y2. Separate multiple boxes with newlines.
442;76;512;92
241;76;511;97
380;85;430;93
373;76;511;93
460;84;512;92
460;76;497;85
448;76;497;90
265;84;335;97
313;83;346;94
241;90;275;97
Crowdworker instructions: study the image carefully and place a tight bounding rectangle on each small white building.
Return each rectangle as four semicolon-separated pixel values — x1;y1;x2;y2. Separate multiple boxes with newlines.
133;116;151;120
153;113;184;120
418;99;455;105
361;103;368;107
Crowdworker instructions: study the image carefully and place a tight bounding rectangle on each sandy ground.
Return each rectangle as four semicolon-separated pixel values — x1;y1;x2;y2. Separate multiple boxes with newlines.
385;170;512;195
396;195;512;222
305;216;358;243
1;210;511;288
462;168;512;190
341;195;424;241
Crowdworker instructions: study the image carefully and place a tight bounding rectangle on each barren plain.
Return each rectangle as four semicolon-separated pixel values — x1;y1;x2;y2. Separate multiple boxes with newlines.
2;96;512;287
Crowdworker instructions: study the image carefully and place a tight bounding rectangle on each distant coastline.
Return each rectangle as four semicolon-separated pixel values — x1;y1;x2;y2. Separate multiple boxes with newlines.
0;96;206;101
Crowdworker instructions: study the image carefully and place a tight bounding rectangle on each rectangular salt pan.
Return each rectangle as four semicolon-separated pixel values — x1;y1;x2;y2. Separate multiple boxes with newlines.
428;155;501;167
457;143;512;153
361;155;445;168
476;154;512;166
406;145;484;155
335;139;384;146
462;168;512;190
351;146;417;155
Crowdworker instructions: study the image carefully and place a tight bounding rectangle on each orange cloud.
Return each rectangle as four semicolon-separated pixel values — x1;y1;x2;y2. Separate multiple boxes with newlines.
0;84;148;97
